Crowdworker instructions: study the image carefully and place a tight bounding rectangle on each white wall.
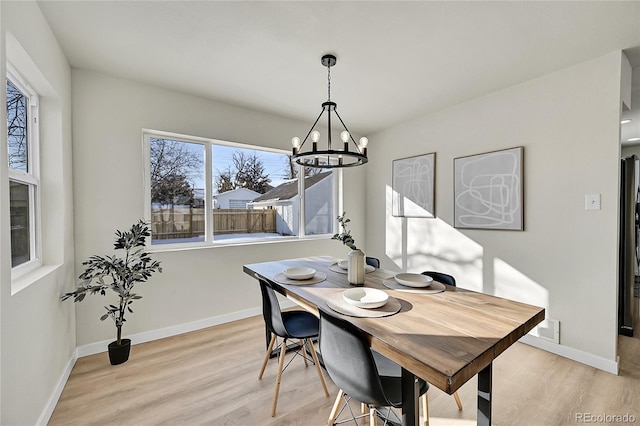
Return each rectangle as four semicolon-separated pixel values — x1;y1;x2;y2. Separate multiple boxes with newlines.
0;2;74;425
71;69;365;347
365;52;625;366
306;174;334;235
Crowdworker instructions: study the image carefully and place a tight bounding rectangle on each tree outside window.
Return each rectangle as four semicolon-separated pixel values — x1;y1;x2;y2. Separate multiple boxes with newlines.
6;71;40;272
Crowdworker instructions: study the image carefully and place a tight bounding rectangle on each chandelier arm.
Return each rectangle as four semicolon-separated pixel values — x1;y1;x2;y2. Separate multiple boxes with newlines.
333;110;363;154
298;108;326;150
327;103;333;150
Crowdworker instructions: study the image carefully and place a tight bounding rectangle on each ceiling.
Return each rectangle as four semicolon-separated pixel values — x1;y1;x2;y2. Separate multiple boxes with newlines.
37;1;640;139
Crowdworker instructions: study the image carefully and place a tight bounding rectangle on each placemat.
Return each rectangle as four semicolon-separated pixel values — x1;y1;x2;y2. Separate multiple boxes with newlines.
382;279;446;294
329;263;376;274
273;272;327;286
326;291;401;318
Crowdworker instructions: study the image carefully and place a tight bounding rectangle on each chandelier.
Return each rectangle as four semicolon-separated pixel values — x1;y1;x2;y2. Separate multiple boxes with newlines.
291;54;368;168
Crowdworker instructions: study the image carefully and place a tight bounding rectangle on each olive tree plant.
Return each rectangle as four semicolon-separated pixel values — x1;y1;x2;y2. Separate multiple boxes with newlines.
62;221;162;346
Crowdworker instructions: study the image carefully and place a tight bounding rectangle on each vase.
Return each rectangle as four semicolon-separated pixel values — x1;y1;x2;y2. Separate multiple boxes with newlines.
347;249;365;286
108;338;131;365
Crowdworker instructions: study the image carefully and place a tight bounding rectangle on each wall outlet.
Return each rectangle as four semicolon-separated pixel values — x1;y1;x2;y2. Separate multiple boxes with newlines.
585;194;601;210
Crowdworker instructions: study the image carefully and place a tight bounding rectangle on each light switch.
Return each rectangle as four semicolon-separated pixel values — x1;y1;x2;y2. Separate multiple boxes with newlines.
585;194;601;210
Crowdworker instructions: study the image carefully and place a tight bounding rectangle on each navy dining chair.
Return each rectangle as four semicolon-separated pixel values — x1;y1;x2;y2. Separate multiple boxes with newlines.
319;309;430;425
421;270;456;287
365;256;381;268
257;277;329;416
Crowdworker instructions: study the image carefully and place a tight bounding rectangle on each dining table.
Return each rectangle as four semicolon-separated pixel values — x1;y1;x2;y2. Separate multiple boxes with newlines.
243;256;545;426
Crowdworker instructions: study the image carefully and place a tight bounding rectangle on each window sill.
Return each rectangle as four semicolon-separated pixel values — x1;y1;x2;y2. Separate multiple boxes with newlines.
147;234;332;253
11;264;62;295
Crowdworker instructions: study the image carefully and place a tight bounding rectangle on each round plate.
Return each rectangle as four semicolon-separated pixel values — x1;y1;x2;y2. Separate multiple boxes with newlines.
342;287;389;309
394;273;433;288
337;260;348;270
283;267;316;280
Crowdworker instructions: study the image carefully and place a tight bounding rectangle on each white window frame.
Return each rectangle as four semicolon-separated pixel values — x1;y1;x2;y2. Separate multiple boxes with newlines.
143;129;340;250
7;64;41;278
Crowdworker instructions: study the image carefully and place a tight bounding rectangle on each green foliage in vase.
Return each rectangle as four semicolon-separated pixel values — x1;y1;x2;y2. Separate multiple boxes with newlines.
331;212;358;250
61;220;162;345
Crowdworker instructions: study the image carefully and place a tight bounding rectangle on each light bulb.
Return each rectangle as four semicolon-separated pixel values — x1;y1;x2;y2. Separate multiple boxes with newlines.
311;130;321;142
291;137;301;148
340;131;350;143
359;137;369;148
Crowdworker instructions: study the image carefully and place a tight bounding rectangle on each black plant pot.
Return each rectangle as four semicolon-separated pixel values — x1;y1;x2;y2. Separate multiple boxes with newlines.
108;338;131;365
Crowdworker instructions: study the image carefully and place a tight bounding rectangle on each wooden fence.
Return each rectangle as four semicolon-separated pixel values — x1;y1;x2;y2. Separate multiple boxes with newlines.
213;209;276;234
151;207;276;240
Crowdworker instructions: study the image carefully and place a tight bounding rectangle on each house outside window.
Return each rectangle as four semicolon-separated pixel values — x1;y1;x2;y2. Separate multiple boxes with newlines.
6;67;41;274
144;130;338;247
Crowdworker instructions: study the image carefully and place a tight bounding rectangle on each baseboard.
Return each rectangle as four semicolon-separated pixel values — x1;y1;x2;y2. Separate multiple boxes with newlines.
37;348;78;425
77;306;266;357
519;334;619;375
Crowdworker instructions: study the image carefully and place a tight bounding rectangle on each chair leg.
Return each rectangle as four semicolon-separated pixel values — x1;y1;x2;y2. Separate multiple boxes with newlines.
307;338;329;396
259;334;277;380
271;339;288;417
421;393;429;426
300;339;309;367
369;407;377;426
453;391;463;410
327;389;345;426
361;402;367;414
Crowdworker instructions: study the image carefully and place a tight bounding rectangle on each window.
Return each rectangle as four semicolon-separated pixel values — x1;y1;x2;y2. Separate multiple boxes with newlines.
144;131;338;247
6;68;40;273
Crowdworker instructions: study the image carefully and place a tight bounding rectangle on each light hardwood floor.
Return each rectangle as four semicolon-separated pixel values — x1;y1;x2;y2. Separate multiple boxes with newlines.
49;315;640;425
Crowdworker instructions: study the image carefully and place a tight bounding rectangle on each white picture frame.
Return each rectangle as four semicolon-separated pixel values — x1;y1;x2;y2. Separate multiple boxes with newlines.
454;147;524;230
392;153;435;218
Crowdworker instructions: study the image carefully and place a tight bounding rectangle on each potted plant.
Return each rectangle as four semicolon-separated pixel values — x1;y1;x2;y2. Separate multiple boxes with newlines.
331;212;365;285
62;220;162;365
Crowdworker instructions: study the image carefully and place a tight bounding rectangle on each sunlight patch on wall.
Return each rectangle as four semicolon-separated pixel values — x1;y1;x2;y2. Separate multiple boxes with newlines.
385;185;483;291
494;257;549;310
385;185;404;263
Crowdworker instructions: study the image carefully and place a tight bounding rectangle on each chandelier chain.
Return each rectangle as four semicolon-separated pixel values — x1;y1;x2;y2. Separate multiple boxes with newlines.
327;62;331;101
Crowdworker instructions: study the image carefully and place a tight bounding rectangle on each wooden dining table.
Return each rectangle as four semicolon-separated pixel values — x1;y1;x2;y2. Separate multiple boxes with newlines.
244;256;545;426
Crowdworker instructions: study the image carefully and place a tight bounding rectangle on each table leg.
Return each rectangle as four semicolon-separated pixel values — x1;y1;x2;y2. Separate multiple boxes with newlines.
477;362;493;426
401;367;419;426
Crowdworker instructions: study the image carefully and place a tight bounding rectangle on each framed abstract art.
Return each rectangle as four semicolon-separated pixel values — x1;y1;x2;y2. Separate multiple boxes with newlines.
454;147;523;230
392;153;435;218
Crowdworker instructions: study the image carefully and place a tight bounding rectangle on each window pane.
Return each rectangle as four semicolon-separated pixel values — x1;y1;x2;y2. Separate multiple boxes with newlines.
305;169;334;235
150;138;205;244
214;146;295;241
6;79;28;172
10;181;31;267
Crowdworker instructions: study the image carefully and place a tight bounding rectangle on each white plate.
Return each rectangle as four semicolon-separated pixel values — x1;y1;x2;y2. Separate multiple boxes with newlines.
342;288;389;309
337;260;348;270
394;273;433;288
283;267;316;280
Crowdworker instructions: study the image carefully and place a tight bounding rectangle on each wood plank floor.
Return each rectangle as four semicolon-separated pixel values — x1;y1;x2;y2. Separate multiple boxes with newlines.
49;314;640;425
